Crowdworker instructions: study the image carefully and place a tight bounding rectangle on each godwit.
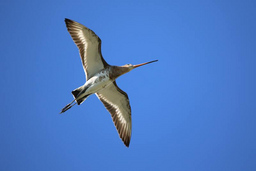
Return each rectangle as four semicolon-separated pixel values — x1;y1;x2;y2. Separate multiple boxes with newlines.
61;18;158;147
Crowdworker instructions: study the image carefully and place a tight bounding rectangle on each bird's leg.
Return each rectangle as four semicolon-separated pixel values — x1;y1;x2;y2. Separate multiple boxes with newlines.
60;99;77;113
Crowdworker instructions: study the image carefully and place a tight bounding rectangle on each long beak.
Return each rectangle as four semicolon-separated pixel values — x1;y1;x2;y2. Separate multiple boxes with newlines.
133;60;158;68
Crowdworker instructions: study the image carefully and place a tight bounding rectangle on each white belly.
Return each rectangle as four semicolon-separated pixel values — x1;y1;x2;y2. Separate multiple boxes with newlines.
84;71;112;94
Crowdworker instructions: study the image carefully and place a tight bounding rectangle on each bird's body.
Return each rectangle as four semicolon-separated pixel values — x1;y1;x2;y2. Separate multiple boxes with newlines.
74;69;112;104
61;18;158;147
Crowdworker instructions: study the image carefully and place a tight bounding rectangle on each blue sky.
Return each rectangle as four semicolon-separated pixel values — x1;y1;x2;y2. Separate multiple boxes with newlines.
1;0;256;170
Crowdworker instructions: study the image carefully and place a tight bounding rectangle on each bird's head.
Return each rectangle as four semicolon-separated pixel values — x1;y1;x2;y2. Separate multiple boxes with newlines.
122;60;158;72
122;63;134;71
112;60;158;80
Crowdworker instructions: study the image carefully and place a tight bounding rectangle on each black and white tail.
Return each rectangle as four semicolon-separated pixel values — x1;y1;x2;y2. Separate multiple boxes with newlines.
60;86;90;113
71;86;90;105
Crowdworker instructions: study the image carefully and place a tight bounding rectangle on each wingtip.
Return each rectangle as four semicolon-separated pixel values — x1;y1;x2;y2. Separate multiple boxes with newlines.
125;142;130;148
65;18;74;24
123;137;130;147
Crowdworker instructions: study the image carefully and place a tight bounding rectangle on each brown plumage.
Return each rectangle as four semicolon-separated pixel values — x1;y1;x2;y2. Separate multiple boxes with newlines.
61;18;158;147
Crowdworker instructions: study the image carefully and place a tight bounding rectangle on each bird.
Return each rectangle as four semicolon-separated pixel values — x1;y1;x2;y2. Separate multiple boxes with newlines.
61;18;158;147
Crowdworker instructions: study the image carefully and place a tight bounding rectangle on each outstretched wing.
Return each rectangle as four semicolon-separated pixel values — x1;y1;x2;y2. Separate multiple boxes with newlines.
96;81;132;147
65;18;109;80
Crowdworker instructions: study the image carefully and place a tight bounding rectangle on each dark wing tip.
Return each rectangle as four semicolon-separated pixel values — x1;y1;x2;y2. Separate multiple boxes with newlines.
64;18;75;26
124;138;130;147
65;18;72;23
115;124;131;147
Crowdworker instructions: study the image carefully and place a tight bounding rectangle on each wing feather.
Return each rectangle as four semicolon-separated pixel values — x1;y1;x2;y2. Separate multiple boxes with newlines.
96;81;132;147
65;18;109;80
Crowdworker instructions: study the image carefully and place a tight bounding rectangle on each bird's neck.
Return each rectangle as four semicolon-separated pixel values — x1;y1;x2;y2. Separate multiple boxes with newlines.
109;66;130;80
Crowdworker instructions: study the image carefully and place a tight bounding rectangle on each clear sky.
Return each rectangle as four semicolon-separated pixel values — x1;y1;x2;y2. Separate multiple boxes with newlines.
1;0;256;170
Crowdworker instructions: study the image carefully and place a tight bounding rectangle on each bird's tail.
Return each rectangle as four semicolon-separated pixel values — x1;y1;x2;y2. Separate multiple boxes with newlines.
72;86;90;105
60;86;90;113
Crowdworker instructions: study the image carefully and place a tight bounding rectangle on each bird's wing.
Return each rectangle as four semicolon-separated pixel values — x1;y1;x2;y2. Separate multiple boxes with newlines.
65;18;109;80
96;81;132;147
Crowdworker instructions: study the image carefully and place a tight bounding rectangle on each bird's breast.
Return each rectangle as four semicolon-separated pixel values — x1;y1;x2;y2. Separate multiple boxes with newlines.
94;70;110;83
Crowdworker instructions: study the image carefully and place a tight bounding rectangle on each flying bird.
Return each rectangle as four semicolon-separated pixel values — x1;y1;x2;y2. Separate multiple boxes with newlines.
61;18;158;147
